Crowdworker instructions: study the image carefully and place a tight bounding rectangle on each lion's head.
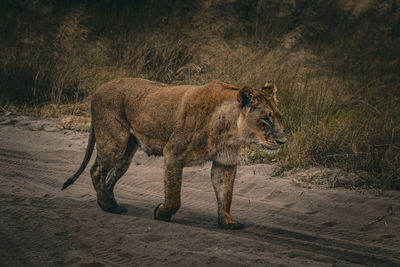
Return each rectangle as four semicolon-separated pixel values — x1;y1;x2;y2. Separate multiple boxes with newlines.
237;82;287;153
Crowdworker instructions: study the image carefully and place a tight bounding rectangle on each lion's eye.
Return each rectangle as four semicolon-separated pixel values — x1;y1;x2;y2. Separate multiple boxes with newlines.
261;117;272;126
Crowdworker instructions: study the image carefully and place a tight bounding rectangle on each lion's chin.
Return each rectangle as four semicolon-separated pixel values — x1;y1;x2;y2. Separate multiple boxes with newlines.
260;144;281;155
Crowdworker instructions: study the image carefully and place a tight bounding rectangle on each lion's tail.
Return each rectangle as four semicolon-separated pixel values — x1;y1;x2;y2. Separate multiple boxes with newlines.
62;125;95;190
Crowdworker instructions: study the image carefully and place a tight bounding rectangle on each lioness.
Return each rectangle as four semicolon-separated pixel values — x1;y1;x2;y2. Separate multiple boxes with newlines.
62;78;286;229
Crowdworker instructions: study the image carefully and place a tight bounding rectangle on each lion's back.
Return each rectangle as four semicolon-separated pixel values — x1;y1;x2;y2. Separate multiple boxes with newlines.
91;78;241;158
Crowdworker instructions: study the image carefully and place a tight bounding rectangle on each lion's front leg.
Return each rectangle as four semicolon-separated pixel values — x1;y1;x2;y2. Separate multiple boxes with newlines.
154;162;183;222
211;161;244;229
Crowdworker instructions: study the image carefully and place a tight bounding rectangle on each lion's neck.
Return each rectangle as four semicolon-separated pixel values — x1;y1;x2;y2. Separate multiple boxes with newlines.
211;101;243;145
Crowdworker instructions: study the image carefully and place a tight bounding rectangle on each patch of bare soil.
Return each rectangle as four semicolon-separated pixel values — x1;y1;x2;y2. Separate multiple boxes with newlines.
1;112;400;266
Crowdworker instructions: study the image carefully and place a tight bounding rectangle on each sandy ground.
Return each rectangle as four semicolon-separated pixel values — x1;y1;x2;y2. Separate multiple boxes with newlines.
0;111;400;266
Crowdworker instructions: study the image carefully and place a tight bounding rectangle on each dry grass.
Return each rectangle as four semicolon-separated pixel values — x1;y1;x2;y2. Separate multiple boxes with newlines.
1;0;399;189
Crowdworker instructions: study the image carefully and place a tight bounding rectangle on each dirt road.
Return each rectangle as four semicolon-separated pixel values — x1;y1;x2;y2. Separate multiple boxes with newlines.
1;112;400;266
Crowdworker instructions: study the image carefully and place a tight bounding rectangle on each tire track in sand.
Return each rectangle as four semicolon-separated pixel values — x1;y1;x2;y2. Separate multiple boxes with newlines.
114;169;400;266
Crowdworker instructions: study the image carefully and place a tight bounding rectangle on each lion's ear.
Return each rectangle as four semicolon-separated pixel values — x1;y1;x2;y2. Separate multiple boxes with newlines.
262;81;277;98
237;87;258;109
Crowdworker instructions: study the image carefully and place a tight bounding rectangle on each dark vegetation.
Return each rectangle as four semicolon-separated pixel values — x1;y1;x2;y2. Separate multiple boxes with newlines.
1;0;399;189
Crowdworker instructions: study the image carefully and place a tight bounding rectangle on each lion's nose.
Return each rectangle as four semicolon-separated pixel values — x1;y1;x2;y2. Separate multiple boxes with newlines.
275;137;287;145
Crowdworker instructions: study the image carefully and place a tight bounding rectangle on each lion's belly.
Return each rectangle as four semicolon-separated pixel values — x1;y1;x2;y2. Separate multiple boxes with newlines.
130;130;166;156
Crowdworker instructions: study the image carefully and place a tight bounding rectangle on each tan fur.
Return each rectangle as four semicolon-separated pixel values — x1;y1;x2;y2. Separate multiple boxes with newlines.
63;78;287;229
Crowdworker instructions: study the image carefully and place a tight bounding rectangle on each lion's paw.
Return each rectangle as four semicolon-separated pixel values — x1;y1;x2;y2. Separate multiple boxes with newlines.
218;222;245;230
98;202;127;214
153;203;172;222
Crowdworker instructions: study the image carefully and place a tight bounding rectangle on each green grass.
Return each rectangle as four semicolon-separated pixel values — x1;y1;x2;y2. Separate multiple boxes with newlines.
276;77;400;189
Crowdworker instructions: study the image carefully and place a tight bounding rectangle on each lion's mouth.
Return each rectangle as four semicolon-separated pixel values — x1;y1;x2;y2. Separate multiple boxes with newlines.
260;136;287;153
261;144;279;150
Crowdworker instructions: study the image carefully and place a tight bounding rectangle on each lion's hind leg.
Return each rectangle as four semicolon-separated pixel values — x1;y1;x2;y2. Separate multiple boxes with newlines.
91;131;138;214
